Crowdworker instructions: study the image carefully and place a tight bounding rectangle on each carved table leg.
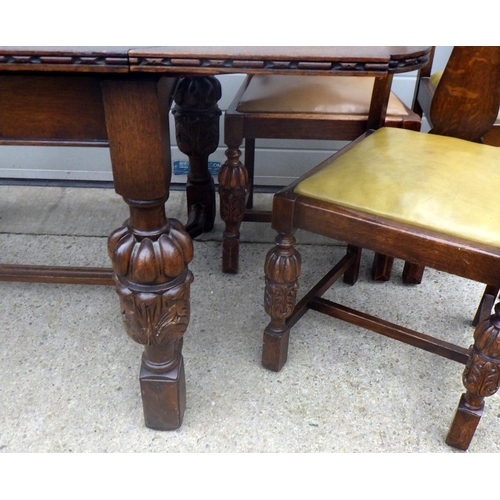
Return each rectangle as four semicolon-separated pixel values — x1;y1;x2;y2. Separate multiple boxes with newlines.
172;76;222;238
446;303;500;450
108;217;193;429
102;76;193;430
262;233;301;372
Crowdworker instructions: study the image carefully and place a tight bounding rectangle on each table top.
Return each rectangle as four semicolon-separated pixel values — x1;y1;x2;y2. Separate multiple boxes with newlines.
0;46;431;75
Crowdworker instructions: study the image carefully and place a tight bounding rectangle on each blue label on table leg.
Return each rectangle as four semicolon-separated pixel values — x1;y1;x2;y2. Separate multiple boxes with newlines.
173;161;220;175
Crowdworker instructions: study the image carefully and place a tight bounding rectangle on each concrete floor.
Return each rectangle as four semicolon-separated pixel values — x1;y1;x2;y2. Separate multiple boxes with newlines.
0;185;499;453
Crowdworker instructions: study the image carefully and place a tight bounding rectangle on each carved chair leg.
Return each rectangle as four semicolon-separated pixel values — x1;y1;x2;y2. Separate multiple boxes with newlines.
219;144;249;274
372;253;394;281
262;233;301;372
446;303;500;450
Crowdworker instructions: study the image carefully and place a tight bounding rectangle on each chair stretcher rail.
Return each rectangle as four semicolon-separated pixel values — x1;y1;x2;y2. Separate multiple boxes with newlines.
310;296;470;364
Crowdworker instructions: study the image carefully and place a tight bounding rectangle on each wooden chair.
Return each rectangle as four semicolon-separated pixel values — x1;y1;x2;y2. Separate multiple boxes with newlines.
262;46;500;450
221;73;421;273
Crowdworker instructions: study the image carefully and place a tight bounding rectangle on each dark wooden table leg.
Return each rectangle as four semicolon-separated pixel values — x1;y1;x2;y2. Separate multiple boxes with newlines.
102;75;194;430
172;76;222;238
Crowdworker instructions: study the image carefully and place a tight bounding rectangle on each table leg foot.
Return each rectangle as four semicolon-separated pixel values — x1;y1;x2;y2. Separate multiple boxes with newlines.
185;203;207;239
140;347;186;431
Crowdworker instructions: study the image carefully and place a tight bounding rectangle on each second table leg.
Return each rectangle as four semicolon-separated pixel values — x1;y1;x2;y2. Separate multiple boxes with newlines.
172;76;222;238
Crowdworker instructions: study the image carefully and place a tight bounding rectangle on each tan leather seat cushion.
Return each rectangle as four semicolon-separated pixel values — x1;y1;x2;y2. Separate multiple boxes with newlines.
295;127;500;247
236;75;409;116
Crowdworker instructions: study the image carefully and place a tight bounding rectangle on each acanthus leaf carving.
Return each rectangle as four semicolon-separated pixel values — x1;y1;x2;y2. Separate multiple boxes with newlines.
463;303;500;399
263;234;301;323
116;270;193;347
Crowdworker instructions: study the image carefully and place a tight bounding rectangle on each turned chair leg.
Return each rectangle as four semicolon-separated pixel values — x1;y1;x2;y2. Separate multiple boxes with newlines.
262;233;301;372
219;143;248;274
446;303;500;450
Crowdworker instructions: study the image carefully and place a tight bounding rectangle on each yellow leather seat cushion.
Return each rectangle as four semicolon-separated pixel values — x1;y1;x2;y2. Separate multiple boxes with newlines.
295;127;500;247
236;75;410;116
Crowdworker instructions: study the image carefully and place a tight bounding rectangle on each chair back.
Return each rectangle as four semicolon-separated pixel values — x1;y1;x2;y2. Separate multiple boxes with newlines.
430;46;500;142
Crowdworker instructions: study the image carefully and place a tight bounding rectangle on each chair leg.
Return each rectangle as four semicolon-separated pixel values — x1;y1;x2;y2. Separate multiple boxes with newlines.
262;233;301;372
219;143;248;274
402;262;425;285
472;285;499;326
372;253;394;281
446;303;500;450
245;138;256;210
343;245;362;285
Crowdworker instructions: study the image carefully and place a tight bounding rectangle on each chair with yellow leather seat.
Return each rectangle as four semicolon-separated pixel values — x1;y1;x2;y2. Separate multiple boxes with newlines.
262;46;500;450
220;71;421;273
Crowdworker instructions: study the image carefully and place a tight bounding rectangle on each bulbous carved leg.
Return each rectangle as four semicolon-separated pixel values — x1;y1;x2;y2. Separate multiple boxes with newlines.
446;303;500;450
108;214;194;430
102;77;194;430
262;233;301;372
172;76;222;237
218;145;248;273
